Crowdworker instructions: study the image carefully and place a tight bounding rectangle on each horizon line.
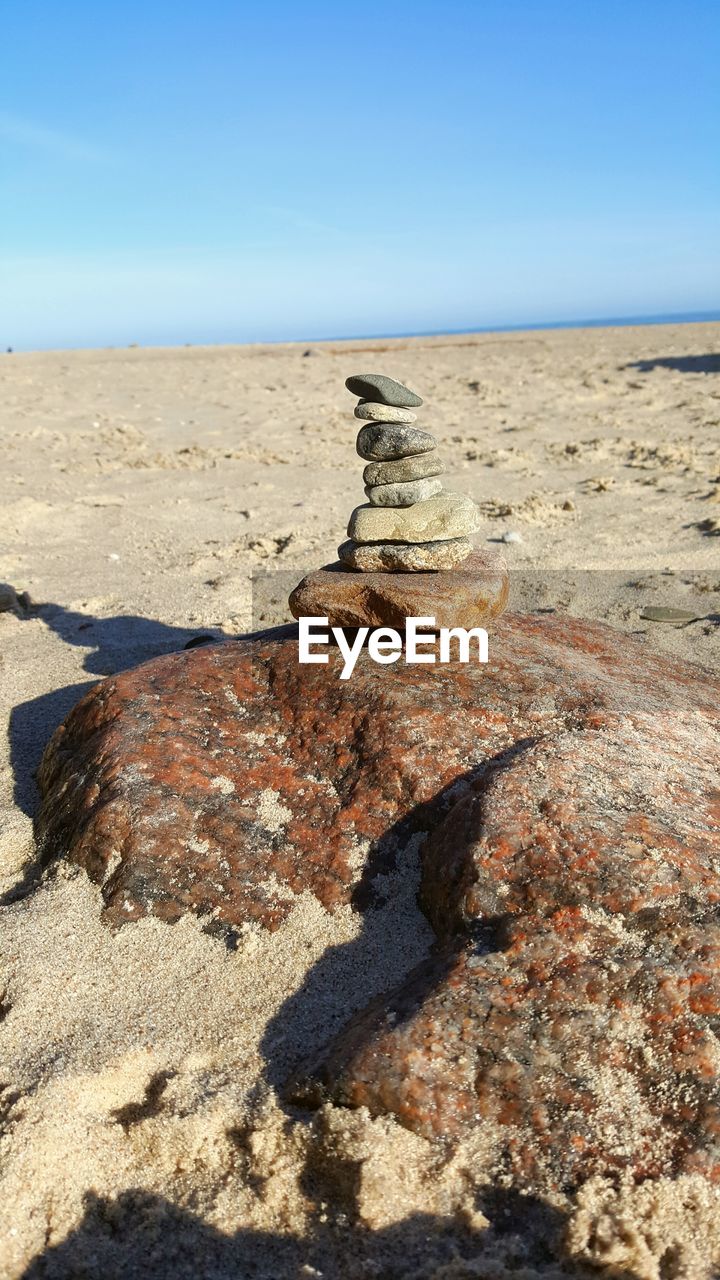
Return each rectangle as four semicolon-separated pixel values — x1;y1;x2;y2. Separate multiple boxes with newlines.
5;308;720;356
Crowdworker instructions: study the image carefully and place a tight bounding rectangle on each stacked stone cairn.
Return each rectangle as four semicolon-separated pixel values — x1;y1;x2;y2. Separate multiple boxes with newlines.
288;371;508;631
338;372;481;572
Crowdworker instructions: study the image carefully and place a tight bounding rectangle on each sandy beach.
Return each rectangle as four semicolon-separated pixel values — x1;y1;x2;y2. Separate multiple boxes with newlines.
1;320;719;1278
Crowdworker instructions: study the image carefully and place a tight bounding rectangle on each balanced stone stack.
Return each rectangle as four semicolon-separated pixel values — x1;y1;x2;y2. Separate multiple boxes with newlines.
288;371;508;630
338;372;481;572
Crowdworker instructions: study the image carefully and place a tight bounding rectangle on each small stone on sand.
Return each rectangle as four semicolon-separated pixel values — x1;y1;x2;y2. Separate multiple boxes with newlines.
641;606;701;625
0;584;31;616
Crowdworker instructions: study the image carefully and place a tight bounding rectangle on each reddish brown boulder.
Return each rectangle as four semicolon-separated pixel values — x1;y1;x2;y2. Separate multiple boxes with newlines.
288;547;508;629
291;726;720;1191
35;613;720;1193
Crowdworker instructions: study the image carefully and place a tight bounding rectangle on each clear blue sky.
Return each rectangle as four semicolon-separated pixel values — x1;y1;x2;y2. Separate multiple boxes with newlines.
1;0;718;350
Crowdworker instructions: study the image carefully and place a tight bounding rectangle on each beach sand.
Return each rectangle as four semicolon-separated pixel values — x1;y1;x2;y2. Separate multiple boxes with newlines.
1;322;719;1277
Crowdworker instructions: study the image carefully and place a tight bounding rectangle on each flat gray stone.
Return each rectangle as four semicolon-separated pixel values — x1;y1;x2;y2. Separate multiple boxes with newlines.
345;372;423;408
338;537;474;572
363;453;445;486
354;400;417;425
364;477;443;507
641;606;701;625
348;492;481;543
356;422;436;462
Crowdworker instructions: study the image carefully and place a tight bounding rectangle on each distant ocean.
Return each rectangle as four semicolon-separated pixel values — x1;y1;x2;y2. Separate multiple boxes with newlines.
8;310;720;354
329;311;720;345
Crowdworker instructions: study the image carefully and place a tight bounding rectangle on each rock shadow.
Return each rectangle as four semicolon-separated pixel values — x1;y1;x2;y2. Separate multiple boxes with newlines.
16;1186;622;1279
8;680;97;822
38;601;221;678
257;775;466;1093
260;742;538;1095
6;602;225;837
623;353;720;374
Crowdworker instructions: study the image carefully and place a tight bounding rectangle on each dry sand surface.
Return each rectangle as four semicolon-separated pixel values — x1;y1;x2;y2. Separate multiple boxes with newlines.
1;322;719;1278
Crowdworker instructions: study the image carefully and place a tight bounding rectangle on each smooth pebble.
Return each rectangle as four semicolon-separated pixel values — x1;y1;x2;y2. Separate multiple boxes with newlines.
356;422;437;462
365;477;442;507
363;453;445;486
354;401;417;425
338;537;474;572
640;606;701;625
348;492;481;544
345;372;423;408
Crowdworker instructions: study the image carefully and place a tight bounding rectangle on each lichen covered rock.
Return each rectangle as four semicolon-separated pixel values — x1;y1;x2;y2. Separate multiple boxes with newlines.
36;614;720;1193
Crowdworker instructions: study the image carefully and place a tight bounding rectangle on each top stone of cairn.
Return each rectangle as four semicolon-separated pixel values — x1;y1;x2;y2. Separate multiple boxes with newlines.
344;372;423;409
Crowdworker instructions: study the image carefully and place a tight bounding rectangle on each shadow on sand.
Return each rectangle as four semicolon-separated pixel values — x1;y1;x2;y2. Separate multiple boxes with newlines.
17;1186;628;1280
623;353;720;374
7;601;220;820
